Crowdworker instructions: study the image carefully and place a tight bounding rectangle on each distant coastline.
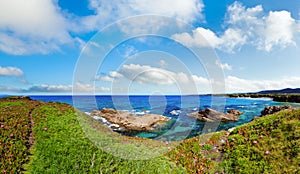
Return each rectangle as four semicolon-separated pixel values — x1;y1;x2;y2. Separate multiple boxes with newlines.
227;88;300;103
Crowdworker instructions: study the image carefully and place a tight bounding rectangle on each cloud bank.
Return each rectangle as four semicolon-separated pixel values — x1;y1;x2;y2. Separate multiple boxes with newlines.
172;1;300;52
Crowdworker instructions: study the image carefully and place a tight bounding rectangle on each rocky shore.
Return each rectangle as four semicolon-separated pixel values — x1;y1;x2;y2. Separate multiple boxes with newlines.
228;93;300;103
260;105;293;116
90;108;170;132
189;108;243;122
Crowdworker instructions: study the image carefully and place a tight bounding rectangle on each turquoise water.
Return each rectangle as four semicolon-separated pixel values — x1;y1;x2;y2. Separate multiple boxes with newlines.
29;95;299;141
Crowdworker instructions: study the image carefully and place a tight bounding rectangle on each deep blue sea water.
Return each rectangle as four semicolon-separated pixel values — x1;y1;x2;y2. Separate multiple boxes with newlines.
27;95;299;140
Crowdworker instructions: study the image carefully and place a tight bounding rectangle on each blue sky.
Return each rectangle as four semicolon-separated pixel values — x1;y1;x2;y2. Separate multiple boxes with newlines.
1;0;300;95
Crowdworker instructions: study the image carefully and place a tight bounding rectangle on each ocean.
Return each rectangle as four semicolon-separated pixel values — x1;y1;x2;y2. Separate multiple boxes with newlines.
28;95;297;140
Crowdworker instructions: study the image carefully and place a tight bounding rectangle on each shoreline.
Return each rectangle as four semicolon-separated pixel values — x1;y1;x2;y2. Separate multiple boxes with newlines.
227;93;300;103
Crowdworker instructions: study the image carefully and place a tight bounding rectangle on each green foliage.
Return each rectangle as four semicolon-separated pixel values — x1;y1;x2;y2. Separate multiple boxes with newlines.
24;102;184;173
0;99;35;173
220;110;300;173
167;132;228;173
228;93;300;103
1;99;185;173
1;97;299;173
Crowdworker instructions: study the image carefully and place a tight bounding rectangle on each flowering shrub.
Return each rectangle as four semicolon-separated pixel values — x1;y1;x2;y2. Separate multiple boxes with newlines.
0;99;38;173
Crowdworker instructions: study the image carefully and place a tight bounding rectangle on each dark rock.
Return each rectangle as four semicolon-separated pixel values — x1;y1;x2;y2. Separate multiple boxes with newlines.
189;108;243;122
261;105;292;116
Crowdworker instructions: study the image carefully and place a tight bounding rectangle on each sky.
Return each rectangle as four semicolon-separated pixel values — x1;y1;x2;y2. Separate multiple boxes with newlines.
1;0;300;95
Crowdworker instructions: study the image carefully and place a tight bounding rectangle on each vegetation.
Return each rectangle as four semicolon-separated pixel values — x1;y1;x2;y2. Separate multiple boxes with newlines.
0;99;37;173
1;97;299;173
228;93;300;103
1;97;184;173
219;109;300;173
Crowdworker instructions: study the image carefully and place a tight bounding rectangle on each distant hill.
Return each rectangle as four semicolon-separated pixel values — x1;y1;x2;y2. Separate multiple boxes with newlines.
257;88;300;94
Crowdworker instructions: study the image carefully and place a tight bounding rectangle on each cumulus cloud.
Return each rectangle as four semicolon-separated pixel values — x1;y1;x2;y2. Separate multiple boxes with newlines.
0;0;204;55
263;11;297;51
79;0;204;32
172;1;300;52
102;64;212;94
0;66;23;76
95;71;124;82
119;64;177;85
215;61;232;71
0;0;73;55
103;64;210;89
172;27;222;48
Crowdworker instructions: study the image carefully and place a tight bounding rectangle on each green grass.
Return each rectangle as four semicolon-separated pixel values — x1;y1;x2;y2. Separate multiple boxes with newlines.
219;109;300;173
19;101;184;173
1;97;299;173
0;98;36;173
1;98;185;173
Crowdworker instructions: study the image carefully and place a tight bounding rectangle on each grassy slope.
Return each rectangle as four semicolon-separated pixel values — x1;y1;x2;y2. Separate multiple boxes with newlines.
219;109;300;173
1;98;299;173
1;98;185;173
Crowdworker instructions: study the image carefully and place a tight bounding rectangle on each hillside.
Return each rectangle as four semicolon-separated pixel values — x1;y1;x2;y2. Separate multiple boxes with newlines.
258;88;300;94
228;88;300;103
1;97;299;173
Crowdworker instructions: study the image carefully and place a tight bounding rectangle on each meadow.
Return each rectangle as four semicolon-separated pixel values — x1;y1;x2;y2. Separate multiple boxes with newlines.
1;97;299;173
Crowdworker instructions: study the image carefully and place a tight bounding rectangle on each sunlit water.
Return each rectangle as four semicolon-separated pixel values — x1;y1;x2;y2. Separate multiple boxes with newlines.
29;95;299;140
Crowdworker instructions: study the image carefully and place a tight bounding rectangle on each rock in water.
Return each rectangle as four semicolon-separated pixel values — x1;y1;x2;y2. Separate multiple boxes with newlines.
227;109;243;116
90;108;170;132
189;108;243;122
261;105;292;116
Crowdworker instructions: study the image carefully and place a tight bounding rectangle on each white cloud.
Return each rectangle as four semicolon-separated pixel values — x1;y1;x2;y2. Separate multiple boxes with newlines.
95;76;114;82
172;1;300;52
172;27;246;52
122;46;138;58
172;27;222;48
119;64;176;85
225;76;300;93
215;61;232;71
0;83;111;93
225;2;300;52
0;66;23;76
95;71;124;82
107;64;212;94
109;71;124;78
73;82;110;93
0;0;205;55
0;85;20;93
80;0;204;32
263;11;297;51
220;28;247;52
159;60;167;67
128;0;204;23
24;84;72;93
0;0;73;55
110;64;210;90
226;1;264;27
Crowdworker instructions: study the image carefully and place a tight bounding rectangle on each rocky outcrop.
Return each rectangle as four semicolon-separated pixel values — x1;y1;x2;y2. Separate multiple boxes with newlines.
261;105;292;116
189;108;243;122
90;108;170;132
